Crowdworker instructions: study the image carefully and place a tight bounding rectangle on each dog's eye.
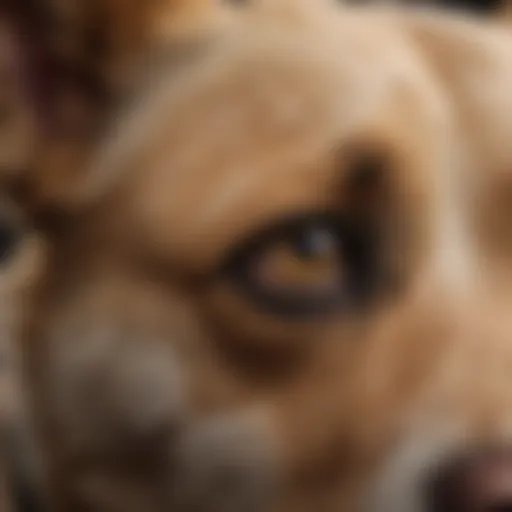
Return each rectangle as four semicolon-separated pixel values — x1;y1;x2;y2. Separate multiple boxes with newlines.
0;221;20;264
0;203;25;266
223;213;376;318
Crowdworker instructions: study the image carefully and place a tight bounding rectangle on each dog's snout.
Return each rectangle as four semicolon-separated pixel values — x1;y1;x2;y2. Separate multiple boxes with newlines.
428;449;512;512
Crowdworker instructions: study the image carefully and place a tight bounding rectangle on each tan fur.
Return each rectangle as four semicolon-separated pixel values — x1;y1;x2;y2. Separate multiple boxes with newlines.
7;0;512;511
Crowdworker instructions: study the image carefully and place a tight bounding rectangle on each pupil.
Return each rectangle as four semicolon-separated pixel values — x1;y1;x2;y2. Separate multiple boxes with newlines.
293;226;336;260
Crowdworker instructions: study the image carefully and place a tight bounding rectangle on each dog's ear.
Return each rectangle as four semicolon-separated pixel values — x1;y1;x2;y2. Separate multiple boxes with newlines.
0;0;232;212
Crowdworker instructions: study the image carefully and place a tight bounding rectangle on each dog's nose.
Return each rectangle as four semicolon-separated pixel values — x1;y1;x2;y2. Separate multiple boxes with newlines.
428;448;512;512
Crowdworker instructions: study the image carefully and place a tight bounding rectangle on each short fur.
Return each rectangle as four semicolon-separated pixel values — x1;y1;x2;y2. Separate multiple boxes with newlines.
6;0;512;511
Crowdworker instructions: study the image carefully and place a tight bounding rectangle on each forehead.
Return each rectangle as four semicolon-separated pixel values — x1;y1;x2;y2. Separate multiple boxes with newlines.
101;11;438;167
90;9;449;269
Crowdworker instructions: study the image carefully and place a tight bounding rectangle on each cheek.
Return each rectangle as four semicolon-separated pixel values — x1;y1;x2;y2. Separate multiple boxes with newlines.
45;298;187;448
32;272;280;436
25;274;193;446
184;288;376;498
28;276;281;508
193;288;420;492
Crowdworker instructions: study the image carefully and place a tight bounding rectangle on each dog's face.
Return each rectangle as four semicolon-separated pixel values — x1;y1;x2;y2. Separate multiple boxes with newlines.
7;1;512;511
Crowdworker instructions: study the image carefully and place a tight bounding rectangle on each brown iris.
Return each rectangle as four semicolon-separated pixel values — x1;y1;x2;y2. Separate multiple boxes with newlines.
253;225;343;296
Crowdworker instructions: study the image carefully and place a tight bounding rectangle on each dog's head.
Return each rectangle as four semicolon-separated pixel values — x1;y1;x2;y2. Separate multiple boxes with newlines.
5;0;512;511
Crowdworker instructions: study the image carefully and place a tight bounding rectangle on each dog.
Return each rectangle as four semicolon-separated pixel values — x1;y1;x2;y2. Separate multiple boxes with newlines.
5;0;512;510
0;15;46;512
